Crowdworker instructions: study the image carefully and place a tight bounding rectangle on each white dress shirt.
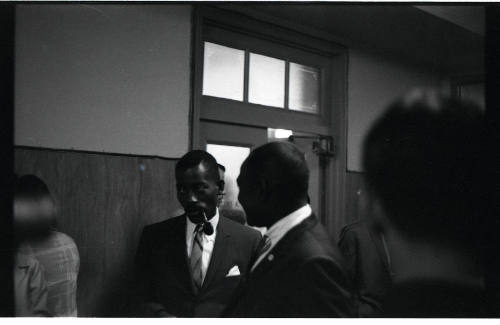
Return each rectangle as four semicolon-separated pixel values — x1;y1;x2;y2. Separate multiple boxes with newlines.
186;209;219;281
251;204;312;271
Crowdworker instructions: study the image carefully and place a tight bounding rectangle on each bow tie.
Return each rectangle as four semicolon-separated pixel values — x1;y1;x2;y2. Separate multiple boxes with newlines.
197;221;214;236
188;211;214;235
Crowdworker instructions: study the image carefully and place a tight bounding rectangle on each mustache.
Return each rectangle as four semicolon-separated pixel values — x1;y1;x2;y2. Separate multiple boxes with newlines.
185;206;213;235
185;204;205;214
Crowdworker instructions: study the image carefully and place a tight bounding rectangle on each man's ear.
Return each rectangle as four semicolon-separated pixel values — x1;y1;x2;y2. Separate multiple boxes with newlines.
217;179;225;193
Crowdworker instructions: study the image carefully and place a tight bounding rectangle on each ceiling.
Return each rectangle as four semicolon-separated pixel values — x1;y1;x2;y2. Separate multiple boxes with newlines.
415;5;484;36
217;4;484;76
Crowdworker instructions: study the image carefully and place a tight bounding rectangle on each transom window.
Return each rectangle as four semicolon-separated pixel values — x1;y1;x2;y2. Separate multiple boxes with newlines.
194;19;344;137
202;41;320;114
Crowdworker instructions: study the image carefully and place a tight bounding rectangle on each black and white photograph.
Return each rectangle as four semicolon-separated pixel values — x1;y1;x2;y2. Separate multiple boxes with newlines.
0;2;498;319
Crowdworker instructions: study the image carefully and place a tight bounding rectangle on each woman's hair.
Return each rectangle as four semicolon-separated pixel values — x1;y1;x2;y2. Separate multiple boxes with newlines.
14;174;57;237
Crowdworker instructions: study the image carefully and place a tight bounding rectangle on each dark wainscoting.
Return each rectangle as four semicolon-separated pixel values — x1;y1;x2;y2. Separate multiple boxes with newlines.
15;146;181;316
345;171;369;226
14;146;374;315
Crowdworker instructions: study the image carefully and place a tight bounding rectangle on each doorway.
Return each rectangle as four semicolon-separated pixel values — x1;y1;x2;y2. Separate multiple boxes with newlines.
200;121;328;226
192;7;348;238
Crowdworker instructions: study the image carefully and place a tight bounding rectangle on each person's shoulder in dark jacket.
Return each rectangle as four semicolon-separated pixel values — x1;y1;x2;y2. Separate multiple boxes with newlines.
219;216;262;264
340;220;367;240
138;215;186;249
143;214;183;232
285;218;355;317
295;218;346;264
221;215;261;239
338;220;374;267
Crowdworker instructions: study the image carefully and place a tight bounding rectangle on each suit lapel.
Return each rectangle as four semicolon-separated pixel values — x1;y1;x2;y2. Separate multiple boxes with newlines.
201;216;230;292
251;214;317;279
170;216;197;295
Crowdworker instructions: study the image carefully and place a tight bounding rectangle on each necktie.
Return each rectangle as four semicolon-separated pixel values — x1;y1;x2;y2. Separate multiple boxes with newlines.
190;224;204;292
250;235;272;272
257;234;272;259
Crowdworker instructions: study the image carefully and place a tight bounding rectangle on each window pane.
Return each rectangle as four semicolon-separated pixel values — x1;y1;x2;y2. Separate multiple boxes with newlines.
289;63;320;114
203;42;244;101
206;144;250;219
249;53;285;108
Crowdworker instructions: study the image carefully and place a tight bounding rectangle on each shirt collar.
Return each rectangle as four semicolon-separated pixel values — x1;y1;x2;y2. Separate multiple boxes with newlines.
265;204;312;247
186;208;219;240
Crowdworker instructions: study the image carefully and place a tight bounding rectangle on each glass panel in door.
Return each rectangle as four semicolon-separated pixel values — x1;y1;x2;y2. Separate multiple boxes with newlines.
206;143;250;224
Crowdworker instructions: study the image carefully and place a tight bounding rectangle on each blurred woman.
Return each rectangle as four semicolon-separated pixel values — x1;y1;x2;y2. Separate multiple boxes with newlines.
14;175;80;317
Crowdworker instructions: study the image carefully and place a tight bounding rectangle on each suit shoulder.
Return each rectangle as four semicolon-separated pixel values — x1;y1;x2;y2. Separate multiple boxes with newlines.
49;231;77;247
339;220;371;241
221;217;261;240
294;223;344;263
143;215;184;234
340;220;365;234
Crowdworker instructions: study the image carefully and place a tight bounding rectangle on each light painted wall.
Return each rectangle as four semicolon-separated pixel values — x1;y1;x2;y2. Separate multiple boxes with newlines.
347;48;442;171
15;5;446;168
15;4;191;158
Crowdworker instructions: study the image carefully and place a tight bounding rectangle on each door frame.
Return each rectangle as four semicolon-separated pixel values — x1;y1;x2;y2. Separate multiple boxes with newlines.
190;5;348;238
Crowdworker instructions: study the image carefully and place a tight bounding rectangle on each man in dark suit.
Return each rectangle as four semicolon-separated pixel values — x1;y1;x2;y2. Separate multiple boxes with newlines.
134;150;261;317
225;142;355;317
339;220;392;317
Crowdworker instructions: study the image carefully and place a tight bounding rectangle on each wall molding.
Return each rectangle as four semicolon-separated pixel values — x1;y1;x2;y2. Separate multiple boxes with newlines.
14;145;180;161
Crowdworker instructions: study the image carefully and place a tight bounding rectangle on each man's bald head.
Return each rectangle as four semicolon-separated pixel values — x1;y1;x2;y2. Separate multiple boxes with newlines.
238;142;309;227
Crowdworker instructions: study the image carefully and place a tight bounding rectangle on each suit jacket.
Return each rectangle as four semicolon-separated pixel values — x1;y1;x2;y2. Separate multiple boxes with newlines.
225;214;355;317
338;221;392;317
134;214;261;317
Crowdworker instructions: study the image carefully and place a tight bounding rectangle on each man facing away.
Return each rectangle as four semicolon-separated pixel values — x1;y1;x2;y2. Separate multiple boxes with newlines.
339;220;392;317
134;150;261;317
225;141;355;317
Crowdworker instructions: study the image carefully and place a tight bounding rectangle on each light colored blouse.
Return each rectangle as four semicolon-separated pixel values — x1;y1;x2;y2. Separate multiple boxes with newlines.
14;252;50;316
19;231;80;317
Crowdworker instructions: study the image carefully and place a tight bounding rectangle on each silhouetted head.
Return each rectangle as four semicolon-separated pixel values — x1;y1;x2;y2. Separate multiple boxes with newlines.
14;174;56;238
237;141;309;228
175;150;223;223
363;90;486;243
217;163;226;207
217;163;226;180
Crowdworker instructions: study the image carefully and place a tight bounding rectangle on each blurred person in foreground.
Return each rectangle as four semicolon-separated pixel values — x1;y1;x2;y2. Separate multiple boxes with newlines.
225;141;355;317
14;175;80;317
362;90;489;317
